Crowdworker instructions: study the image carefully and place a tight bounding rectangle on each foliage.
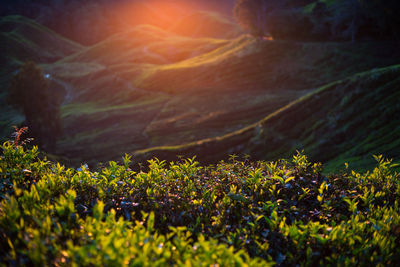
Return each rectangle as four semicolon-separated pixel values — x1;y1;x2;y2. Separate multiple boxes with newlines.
1;141;400;265
233;0;317;40
7;62;61;151
325;0;400;41
233;0;400;41
233;0;271;37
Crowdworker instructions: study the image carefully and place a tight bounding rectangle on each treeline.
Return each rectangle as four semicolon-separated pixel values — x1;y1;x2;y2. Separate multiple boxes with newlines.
234;0;400;41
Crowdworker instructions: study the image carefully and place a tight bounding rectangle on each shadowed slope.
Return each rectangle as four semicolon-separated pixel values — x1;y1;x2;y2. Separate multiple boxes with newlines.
0;15;83;70
133;64;400;172
51;39;400;166
0;15;84;139
132;38;400;94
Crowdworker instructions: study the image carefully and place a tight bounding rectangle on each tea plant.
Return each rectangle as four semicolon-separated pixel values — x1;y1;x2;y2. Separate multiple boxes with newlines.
1;141;399;266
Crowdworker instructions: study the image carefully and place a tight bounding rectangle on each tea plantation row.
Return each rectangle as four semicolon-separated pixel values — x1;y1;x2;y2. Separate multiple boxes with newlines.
1;141;399;266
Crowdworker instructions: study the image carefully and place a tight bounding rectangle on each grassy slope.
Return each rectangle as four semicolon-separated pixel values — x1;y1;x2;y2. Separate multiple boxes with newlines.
0;18;230;164
132;39;400;93
133;64;400;172
39;61;170;165
60;24;231;66
0;15;84;139
40;23;232;165
53;38;400;166
131;40;400;145
0;15;83;67
2;15;399;171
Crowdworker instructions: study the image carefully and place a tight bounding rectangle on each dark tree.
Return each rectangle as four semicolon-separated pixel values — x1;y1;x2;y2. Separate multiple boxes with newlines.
234;0;270;38
7;61;61;151
327;0;400;41
233;0;400;41
233;0;315;40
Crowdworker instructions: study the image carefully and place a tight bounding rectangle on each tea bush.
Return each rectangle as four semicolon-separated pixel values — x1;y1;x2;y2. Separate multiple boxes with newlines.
1;141;400;266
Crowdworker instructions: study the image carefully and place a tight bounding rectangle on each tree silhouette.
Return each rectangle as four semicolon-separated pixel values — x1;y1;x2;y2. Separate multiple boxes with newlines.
327;0;400;41
234;0;276;38
7;61;61;151
234;0;400;41
233;0;314;40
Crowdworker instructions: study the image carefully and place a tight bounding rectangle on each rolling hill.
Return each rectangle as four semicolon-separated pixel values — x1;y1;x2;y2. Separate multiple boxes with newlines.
132;64;400;172
0;15;83;138
168;11;241;38
45;34;400;167
1;13;399;172
131;38;400;93
59;24;230;66
48;38;400;167
0;15;83;65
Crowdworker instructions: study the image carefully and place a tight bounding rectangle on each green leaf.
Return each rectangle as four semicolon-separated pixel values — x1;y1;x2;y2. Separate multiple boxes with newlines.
284;176;295;184
227;193;247;203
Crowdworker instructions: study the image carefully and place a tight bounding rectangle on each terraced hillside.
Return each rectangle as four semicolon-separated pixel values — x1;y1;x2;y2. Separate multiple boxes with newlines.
52;38;400;166
60;25;230;66
1;14;399;170
133;64;400;172
0;16;83;67
131;39;400;93
0;15;83;138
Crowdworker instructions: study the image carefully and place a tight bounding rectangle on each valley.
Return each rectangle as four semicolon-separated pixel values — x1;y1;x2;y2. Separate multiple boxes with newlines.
1;3;399;171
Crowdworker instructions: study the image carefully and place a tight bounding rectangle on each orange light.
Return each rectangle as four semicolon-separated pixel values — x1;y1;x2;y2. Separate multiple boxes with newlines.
112;0;198;31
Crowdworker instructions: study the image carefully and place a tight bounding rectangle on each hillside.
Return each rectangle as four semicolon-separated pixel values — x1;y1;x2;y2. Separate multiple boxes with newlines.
60;25;230;66
133;64;400;172
0;15;83;139
0;15;83;88
0;15;83;66
1;13;399;171
0;0;236;44
43;37;400;167
168;11;241;38
131;39;400;93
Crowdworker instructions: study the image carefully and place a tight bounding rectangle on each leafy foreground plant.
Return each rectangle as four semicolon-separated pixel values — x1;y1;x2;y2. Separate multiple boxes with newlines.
1;141;400;266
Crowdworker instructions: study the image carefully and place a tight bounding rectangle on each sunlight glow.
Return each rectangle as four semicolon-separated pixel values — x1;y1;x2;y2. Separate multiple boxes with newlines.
113;0;199;32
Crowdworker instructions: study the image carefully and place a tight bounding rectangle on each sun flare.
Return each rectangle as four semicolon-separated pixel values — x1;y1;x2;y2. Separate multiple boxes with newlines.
113;0;198;32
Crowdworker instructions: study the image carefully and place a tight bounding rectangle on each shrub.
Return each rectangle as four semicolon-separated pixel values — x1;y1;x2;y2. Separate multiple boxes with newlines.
7;62;61;152
1;141;400;265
